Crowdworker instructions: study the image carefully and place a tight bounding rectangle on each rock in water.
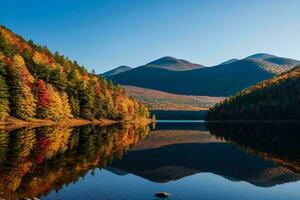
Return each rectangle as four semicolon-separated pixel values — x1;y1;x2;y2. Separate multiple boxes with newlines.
155;192;171;198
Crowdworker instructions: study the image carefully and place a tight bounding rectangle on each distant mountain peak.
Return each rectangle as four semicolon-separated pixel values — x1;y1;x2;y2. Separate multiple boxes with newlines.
246;53;277;60
103;65;132;76
146;56;203;71
245;53;300;69
147;56;185;65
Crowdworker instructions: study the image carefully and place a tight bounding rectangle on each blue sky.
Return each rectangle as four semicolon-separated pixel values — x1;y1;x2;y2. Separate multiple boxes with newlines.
1;0;300;73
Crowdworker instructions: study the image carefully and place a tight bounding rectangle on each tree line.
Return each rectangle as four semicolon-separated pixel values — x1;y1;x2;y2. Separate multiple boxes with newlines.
206;65;300;120
0;26;149;121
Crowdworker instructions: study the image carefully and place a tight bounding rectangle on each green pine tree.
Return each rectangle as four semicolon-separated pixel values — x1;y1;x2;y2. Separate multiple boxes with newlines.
0;62;9;120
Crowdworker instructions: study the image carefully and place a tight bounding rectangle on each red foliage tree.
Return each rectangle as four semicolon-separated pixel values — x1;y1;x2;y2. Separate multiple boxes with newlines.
95;81;102;94
35;137;51;164
36;79;50;107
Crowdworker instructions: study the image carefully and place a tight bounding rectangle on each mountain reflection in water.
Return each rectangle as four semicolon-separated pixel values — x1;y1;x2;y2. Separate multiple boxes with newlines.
0;122;300;200
111;122;300;187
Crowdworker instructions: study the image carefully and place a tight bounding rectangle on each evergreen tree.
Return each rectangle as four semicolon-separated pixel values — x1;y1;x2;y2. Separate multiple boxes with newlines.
69;95;80;118
94;93;106;119
0;62;9;120
78;80;96;120
0;32;17;57
6;59;36;120
49;67;67;91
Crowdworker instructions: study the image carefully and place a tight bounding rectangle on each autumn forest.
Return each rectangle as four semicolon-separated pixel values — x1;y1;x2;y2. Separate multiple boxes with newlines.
0;26;149;123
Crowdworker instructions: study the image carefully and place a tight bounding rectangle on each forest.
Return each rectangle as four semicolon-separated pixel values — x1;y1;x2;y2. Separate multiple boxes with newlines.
206;65;300;120
0;26;149;122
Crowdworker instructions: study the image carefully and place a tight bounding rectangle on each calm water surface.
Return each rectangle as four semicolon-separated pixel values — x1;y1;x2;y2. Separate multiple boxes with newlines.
0;122;300;200
156;120;205;123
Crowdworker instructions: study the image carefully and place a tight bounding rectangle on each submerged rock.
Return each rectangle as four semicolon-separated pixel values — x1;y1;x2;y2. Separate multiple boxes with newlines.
155;192;171;198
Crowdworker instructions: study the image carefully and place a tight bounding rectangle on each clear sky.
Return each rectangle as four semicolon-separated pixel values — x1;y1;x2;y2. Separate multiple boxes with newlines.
1;0;300;73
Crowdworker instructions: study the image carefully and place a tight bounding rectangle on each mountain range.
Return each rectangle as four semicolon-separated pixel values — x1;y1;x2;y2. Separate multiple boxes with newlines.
105;54;300;97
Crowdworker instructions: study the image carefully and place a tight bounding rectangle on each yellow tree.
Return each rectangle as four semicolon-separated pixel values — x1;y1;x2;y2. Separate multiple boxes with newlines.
16;85;36;119
60;92;73;119
46;85;64;120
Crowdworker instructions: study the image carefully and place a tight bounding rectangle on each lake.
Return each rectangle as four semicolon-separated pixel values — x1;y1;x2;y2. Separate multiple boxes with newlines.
0;122;300;200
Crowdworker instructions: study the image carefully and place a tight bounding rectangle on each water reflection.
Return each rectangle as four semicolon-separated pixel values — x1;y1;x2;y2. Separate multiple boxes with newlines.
0;122;300;200
0;123;150;199
206;122;300;173
111;122;300;187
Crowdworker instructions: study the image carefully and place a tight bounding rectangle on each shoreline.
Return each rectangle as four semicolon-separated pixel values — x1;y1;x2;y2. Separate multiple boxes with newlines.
0;117;153;131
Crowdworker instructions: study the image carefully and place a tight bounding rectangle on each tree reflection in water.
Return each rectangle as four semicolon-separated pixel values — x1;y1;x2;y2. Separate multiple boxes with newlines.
0;123;150;199
206;122;300;172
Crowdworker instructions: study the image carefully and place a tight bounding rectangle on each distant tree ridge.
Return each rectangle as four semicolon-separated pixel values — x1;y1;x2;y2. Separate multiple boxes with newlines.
206;65;300;120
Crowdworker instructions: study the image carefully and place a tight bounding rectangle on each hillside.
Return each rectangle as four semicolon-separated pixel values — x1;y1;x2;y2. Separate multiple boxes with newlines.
102;65;132;76
109;54;299;96
124;85;224;110
0;26;149;122
206;65;300;120
245;53;300;74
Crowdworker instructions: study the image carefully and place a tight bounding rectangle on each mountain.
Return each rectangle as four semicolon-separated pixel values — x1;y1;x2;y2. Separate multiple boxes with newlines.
145;56;204;71
246;53;277;60
109;54;300;96
0;26;149;122
245;53;300;72
110;59;274;96
219;53;300;67
102;65;132;76
220;58;239;65
206;65;300;120
245;53;300;66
